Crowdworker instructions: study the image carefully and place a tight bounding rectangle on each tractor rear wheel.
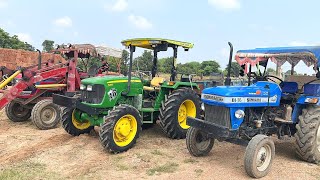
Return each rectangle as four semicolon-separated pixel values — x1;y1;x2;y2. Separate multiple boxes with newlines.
244;134;275;178
99;105;142;153
31;99;61;130
5;101;31;122
186;127;214;157
295;106;320;164
159;88;201;139
61;108;93;136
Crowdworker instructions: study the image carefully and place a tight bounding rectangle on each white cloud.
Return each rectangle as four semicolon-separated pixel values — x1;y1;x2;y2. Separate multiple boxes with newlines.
16;33;32;43
105;0;128;12
128;14;152;30
288;41;310;46
208;0;240;10
53;16;72;27
0;0;8;8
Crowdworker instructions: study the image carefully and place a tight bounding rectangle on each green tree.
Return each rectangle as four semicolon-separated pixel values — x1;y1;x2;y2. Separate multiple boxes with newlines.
42;40;55;52
177;61;202;75
224;62;241;77
201;60;220;76
133;50;153;72
158;57;173;74
0;28;35;51
121;50;129;75
266;68;276;75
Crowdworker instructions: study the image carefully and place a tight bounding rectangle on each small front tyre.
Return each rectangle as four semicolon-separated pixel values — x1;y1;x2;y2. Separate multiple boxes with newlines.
31;99;61;130
99;105;142;153
186;127;214;157
61;108;93;136
244;135;275;178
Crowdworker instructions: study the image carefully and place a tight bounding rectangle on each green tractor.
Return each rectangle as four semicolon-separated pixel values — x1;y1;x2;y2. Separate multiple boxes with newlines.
53;38;202;153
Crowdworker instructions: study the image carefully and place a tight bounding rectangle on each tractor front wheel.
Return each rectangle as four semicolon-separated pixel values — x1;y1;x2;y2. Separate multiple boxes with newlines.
99;105;142;153
159;88;201;139
244;134;275;178
295;105;320;163
31;99;61;130
61;108;93;136
186;127;214;157
5;101;31;122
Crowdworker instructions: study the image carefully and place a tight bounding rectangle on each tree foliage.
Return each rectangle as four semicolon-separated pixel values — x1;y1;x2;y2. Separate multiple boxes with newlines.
0;28;35;51
42;40;55;52
133;50;153;72
224;62;241;77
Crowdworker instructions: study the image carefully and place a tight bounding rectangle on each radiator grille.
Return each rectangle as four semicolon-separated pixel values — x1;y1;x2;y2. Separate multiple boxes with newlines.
80;84;105;104
204;104;231;128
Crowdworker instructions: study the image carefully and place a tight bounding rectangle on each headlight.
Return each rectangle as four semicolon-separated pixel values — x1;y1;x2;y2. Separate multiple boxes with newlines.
305;98;318;104
80;84;86;90
235;109;245;119
87;85;93;91
201;103;205;111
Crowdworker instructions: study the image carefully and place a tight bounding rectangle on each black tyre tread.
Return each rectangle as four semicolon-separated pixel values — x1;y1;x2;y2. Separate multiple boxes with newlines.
31;99;61;130
186;127;214;157
294;105;320;164
99;104;142;153
61;107;93;136
244;135;275;178
159;88;201;139
5;101;31;122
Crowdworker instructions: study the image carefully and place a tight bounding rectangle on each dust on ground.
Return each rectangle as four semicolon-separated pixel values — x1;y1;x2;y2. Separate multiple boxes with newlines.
0;110;319;180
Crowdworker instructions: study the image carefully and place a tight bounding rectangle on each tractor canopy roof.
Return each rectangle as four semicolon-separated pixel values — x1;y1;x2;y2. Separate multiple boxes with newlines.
53;44;122;59
235;46;320;69
121;38;194;50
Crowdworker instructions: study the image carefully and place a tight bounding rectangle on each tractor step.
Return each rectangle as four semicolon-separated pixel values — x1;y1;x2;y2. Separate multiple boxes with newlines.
274;117;293;124
141;108;155;113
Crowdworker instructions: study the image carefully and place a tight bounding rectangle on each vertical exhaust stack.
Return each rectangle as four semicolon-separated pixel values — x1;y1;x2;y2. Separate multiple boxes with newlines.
36;49;42;70
225;42;233;86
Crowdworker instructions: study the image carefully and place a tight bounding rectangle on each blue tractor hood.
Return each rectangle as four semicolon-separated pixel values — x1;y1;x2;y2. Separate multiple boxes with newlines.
202;82;281;107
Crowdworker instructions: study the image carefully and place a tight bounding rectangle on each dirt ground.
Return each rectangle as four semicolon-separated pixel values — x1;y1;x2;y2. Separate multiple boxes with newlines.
0;110;319;180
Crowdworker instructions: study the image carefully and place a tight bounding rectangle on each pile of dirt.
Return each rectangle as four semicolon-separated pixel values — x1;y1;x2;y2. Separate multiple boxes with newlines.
0;48;65;69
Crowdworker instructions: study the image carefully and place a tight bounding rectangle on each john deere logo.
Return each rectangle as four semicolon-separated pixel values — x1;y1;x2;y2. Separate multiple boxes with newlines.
108;88;117;101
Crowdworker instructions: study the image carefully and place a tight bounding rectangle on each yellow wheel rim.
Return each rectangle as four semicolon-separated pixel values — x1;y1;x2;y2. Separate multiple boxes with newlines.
71;110;91;130
178;100;196;129
113;114;138;147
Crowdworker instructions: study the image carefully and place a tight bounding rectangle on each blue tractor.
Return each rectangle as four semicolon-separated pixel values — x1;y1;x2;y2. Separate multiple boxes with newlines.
186;43;320;178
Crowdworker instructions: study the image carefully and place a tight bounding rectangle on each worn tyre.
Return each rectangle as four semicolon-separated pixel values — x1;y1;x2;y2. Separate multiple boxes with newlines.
100;105;142;153
159;88;201;139
186;127;214;157
5;101;31;122
61;107;93;136
31;99;61;130
295;106;320;164
244;135;275;178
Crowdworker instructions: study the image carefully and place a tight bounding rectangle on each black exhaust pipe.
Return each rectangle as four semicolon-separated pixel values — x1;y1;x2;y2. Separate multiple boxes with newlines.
224;42;233;86
36;49;41;70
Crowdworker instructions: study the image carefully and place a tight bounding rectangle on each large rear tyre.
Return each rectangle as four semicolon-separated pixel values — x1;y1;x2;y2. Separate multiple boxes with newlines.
31;99;61;130
99;105;142;153
159;88;201;139
186;127;214;157
244;135;275;178
61;108;93;136
295;106;320;163
5;101;31;122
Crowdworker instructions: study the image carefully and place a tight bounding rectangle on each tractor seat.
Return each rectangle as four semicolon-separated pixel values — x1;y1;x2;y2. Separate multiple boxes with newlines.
143;77;165;91
280;82;298;100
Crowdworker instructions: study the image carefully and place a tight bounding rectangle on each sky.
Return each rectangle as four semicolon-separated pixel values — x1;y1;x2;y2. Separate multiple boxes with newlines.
0;0;319;74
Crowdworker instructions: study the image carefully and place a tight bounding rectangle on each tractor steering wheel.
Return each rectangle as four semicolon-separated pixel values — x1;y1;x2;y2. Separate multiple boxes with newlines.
265;75;283;84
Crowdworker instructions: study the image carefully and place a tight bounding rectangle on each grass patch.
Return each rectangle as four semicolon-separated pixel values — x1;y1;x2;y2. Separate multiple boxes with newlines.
116;164;129;171
0;161;60;180
147;162;179;176
194;169;203;177
151;149;164;156
183;158;198;164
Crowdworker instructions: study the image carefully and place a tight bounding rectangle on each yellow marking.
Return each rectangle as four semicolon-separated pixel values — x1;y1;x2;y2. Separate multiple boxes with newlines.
107;80;141;84
35;84;67;89
0;70;21;89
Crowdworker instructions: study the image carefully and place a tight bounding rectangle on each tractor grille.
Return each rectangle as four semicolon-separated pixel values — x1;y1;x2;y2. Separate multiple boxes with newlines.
204;104;231;128
80;85;105;104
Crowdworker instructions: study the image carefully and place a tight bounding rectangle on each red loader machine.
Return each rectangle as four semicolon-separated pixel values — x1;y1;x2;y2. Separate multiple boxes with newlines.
0;44;122;130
